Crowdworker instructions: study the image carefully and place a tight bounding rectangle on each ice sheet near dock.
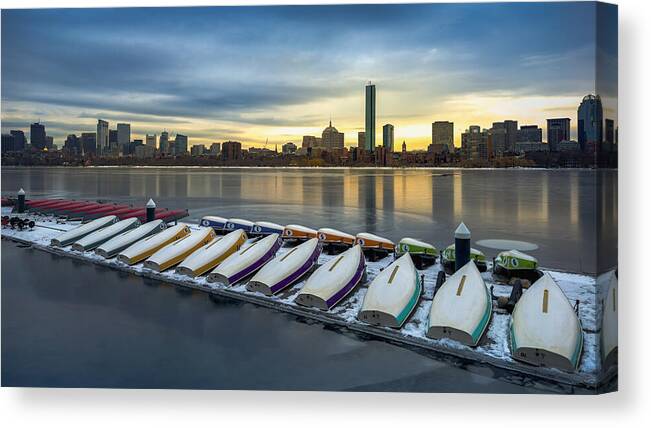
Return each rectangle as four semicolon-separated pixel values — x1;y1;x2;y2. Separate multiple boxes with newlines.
1;212;601;381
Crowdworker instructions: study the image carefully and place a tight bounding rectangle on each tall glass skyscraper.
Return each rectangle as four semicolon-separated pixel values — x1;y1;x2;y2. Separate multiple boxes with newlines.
382;123;394;152
365;83;376;152
577;94;603;151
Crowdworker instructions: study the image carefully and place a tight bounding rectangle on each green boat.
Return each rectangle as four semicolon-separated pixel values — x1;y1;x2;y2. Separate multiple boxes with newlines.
441;244;487;275
492;249;542;282
395;237;438;269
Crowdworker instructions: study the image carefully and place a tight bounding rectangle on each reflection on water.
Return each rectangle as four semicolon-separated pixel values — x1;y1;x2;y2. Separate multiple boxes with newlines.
1;167;617;273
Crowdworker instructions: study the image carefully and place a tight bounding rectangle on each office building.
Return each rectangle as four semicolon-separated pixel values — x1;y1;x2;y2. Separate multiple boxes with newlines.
2;134;15;152
174;134;188;154
159;131;169;153
209;142;221;155
605;119;615;144
489;126;507;156
365;82;376;152
431;121;453;153
191;144;205;156
357;131;365;150
577;94;603;151
117;123;131;150
80;132;97;156
282;142;297;154
10;130;26;151
221;141;242;161
146;134;157;149
30;122;46;150
382;124;394;152
547;118;571;151
321;121;344;151
517;125;542;143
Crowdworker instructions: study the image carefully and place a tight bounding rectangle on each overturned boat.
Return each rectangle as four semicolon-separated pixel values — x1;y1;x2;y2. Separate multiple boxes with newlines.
250;221;284;237
117;224;191;265
358;253;421;328
493;249;542;282
144;227;216;272
427;261;492;346
95;220;167;259
395;237;438;269
207;233;282;285
318;227;355;254
176;229;248;277
441;244;487;275
247;238;321;296
224;218;254;233
600;270;618;368
200;215;228;233
295;244;366;310
282;224;318;243
72;217;141;252
355;232;395;261
510;273;583;371
50;215;119;247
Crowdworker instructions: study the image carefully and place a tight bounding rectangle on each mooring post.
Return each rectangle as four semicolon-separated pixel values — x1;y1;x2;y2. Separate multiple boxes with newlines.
454;222;471;272
146;198;156;222
17;188;26;213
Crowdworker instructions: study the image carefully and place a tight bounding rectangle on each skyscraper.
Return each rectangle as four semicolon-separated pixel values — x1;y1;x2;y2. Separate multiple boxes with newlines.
382;124;394;152
365;82;376;152
10;130;26;151
321;121;344;151
577;94;603;152
117;123;131;150
503;120;518;152
97;119;109;155
357;131;365;150
605;119;615;144
431;121;453;153
174;134;188;154
159;131;169;153
516;125;542;143
547;118;571;151
146;134;157;148
80;132;97;156
30;122;46;150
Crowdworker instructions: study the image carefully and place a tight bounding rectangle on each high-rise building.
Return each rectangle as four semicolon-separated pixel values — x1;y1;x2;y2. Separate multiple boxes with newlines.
63;134;81;154
146;134;157;148
46;136;54;150
577;94;603;151
321;121;344;151
365;82;376;152
282;142;297;155
547;118;571;152
357;131;365;150
221;141;242;161
10;130;26;151
431;121;453;153
30;122;46;150
516;125;542;143
159;131;169;153
382;124;394;152
97;119;109;155
80;132;97;156
109;129;118;147
503;120;518;152
302;135;321;149
489;126;507;156
2;134;15;152
209;142;221;155
462;126;491;159
117;123;131;150
190;144;205;156
605;119;615;144
174;134;188;154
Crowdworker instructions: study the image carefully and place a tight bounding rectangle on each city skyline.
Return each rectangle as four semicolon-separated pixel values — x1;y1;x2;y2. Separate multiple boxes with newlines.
1;3;617;150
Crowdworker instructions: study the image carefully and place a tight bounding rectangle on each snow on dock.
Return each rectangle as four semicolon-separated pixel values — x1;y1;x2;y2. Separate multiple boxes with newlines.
1;214;608;389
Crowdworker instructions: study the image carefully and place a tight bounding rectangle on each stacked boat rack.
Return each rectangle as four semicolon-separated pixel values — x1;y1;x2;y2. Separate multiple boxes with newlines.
1;192;617;392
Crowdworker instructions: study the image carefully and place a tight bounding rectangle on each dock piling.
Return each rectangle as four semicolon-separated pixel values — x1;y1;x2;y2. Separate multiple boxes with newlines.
146;198;156;222
454;222;471;272
17;188;26;213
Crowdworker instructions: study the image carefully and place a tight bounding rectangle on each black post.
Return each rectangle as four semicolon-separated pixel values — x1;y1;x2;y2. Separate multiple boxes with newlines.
454;222;471;272
17;188;26;213
146;198;156;223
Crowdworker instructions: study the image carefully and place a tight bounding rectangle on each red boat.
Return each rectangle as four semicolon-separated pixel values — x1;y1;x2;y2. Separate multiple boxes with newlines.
80;204;131;218
47;201;100;215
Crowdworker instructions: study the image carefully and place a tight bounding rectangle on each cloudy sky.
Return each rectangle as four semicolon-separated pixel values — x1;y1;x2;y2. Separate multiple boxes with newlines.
1;2;617;150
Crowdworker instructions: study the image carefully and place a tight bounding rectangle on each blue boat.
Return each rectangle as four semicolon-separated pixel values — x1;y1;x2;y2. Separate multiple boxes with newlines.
200;216;228;233
250;221;285;237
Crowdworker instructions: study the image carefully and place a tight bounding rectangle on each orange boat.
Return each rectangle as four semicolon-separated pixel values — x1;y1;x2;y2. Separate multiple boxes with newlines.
282;224;318;242
355;232;395;260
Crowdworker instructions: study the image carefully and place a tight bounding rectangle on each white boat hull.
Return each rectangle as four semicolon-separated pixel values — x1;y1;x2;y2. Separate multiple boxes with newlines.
295;245;366;310
207;233;282;285
117;224;191;265
358;253;421;328
144;227;216;272
50;215;118;247
95;220;166;259
247;238;321;296
427;261;492;346
72;217;141;252
176;229;248;277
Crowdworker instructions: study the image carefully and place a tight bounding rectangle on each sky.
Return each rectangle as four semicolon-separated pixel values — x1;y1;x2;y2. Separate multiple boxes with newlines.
1;2;618;150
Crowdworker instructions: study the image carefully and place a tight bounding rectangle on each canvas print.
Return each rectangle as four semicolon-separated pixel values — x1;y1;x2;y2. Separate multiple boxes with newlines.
1;2;617;394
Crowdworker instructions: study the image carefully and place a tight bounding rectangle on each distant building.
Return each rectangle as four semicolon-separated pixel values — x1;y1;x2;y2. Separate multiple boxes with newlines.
10;130;26;151
517;125;542;143
97;119;109;155
209;142;221;155
357;131;365;150
80;132;97;156
382;124;394;152
109;129;118;147
159;131;170;153
431;121;453;153
63;134;81;155
462;126;491;160
190;144;205;156
321;121;344;151
1;134;15;152
577;94;603;152
402;141;407;153
605;119;615;144
515;141;549;153
504;120;518;152
146;134;157;149
547;118;571;152
221;141;242;161
558;140;580;152
117;123;131;151
365;82;376;152
282;142;297;155
30;122;46;150
302;135;321;149
46;136;54;150
174;134;188;155
134;144;155;159
489;124;507;156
